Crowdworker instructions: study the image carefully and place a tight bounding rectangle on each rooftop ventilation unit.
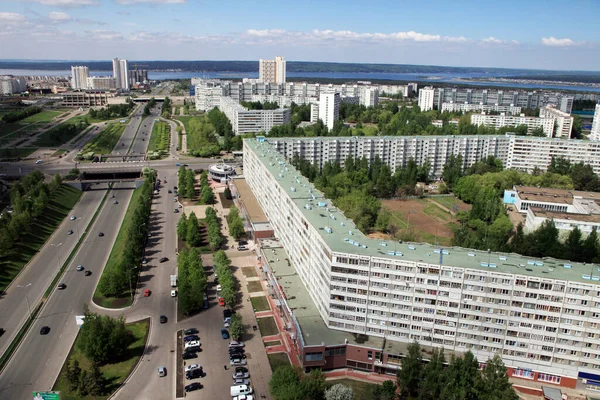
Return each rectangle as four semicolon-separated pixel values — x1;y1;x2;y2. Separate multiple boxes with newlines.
388;251;403;256
291;187;296;192
305;204;312;210
468;253;476;257
380;242;388;247
318;202;326;207
408;245;416;250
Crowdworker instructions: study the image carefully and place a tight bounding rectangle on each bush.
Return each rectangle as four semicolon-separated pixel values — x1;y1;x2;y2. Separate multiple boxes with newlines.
2;106;42;123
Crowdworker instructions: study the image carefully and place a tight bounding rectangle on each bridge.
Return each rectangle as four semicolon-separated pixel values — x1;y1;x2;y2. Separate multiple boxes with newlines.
64;168;147;190
131;97;166;102
98;153;147;162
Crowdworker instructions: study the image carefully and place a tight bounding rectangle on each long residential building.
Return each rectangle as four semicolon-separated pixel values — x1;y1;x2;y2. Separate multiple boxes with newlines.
266;135;600;177
441;102;522;115
539;106;574;139
244;136;600;389
86;76;117;90
0;76;27;95
219;96;290;135
420;87;575;113
591;104;600;141
471;113;556;136
194;79;387;111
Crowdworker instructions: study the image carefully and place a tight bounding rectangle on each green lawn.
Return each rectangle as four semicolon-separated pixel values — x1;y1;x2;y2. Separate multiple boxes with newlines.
53;319;150;400
431;196;470;212
81;123;126;155
33;119;89;147
147;121;170;159
267;353;290;371
0;185;82;292
0;147;38;159
93;187;144;308
422;202;451;222
264;340;281;347
247;281;263;293
242;267;257;277
250;296;271;312
20;110;62;123
257;316;279;336
325;379;386;398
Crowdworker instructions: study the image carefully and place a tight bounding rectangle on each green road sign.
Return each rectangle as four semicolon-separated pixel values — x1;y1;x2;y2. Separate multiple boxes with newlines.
32;391;60;400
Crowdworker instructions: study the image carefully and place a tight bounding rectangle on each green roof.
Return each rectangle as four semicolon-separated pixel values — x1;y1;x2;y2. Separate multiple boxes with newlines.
247;138;600;285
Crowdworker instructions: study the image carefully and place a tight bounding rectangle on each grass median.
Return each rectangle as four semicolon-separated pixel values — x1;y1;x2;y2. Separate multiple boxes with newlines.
147;121;170;159
53;318;150;400
93;186;144;308
80;123;126;155
0;185;82;292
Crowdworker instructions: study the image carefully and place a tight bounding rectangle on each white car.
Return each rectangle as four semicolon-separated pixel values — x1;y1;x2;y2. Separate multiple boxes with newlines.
185;364;201;373
233;378;250;386
233;395;254;400
229;341;245;348
216;284;222;292
185;340;201;349
232;371;249;379
70;215;77;220
230;358;247;366
171;289;177;297
224;320;231;328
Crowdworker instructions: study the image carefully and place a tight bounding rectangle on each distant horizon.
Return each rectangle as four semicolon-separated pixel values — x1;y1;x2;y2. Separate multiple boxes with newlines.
0;59;599;74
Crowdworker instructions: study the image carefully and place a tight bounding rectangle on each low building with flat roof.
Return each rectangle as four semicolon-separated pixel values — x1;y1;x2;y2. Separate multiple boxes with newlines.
230;178;273;240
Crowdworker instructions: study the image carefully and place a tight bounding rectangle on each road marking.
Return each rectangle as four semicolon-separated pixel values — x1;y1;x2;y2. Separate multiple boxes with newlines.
59;333;63;338
45;359;50;366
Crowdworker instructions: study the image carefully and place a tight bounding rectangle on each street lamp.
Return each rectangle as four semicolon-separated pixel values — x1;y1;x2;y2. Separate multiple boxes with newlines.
51;242;63;270
128;266;138;301
16;283;32;320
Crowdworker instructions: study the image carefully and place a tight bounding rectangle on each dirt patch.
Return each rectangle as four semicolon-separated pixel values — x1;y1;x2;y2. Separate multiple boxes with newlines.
247;281;263;293
218;192;234;209
242;267;258;277
382;198;456;246
367;232;392;240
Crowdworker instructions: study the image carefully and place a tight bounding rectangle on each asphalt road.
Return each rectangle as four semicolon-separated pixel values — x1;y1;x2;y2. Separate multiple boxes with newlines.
113;104;145;155
0;186;108;359
0;183;134;400
129;105;162;155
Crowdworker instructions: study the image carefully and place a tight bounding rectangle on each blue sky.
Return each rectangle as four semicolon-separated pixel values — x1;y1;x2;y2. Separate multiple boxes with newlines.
0;0;598;70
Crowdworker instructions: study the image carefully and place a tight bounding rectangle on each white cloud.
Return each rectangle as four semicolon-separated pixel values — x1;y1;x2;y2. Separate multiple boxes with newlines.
48;11;72;21
84;29;123;40
0;12;27;23
541;36;579;47
115;0;187;4
482;36;503;44
16;0;99;5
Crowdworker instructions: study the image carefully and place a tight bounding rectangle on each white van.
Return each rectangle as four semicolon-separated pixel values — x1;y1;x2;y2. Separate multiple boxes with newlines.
158;366;166;377
230;385;253;397
35;160;43;164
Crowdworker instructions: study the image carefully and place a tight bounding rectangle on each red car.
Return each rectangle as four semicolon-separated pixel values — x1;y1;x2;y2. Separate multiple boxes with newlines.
218;297;225;306
144;289;151;297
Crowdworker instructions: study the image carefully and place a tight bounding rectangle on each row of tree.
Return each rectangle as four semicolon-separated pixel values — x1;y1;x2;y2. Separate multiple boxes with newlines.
161;97;172;119
2;106;42;123
198;171;214;205
241;101;279;110
64;359;106;397
96;178;153;298
226;206;245;240
214;250;235;308
397;342;518;400
0;171;63;256
184;113;222;157
177;247;207;316
43;119;89;145
205;207;225;251
88;101;134;120
143;97;157;116
177;166;196;199
178;211;203;247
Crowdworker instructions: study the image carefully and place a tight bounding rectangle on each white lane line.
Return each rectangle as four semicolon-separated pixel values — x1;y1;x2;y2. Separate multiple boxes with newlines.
45;359;50;366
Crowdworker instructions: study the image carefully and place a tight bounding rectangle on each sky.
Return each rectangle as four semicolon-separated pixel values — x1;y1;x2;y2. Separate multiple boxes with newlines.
0;0;599;70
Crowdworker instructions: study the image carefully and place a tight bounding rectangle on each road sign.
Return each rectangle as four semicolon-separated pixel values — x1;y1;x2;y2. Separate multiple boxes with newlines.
32;391;60;400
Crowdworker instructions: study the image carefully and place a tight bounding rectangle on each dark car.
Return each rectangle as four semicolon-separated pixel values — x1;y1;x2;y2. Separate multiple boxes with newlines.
235;366;249;374
114;200;119;205
84;270;92;276
221;328;229;339
76;265;84;271
184;382;202;392
57;283;66;290
40;326;50;335
98;232;104;237
159;257;169;263
184;328;199;335
182;351;197;360
184;335;200;342
238;240;248;246
160;315;167;323
223;309;233;318
229;353;246;360
186;369;203;380
229;348;245;355
168;190;172;194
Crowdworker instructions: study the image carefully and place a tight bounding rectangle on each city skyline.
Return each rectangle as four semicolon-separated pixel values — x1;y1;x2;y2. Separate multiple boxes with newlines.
0;0;598;70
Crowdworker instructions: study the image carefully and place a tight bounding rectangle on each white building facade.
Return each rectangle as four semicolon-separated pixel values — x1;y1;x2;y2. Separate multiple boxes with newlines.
591;104;600;141
244;137;600;388
539;106;573;139
441;102;522;115
219;96;290;135
112;58;129;90
86;77;117;90
471;113;555;136
0;76;27;95
259;56;286;84
418;87;435;111
70;66;89;90
318;92;340;131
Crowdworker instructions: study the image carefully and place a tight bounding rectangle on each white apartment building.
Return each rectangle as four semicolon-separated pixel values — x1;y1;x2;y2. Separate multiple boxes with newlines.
418;87;435;111
112;58;129;90
0;76;27;95
70;66;89;90
310;103;319;123
86;76;117;90
244;137;600;388
259;56;286;84
539;106;573;139
423;87;575;113
219;96;290;135
591;104;600;141
194;79;380;111
379;83;417;98
318;92;340;131
441;102;522;115
471;113;555;136
267;135;600;177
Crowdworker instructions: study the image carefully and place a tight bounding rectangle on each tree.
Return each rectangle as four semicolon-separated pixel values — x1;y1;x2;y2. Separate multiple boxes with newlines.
325;383;354;400
186;212;201;246
582;228;600;263
228;314;243;341
563;227;584;262
87;361;106;396
78;370;89;396
419;347;446;400
78;310;131;364
269;365;303;400
224;187;232;200
177;213;188;239
442;155;463;190
374;380;396;400
301;369;326;400
66;359;82;392
397;341;422;398
440;351;480;400
477;354;518;400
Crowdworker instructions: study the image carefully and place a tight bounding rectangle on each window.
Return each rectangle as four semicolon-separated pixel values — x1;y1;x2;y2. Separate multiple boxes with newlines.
325;347;346;357
367;351;373;360
305;352;323;362
538;373;561;384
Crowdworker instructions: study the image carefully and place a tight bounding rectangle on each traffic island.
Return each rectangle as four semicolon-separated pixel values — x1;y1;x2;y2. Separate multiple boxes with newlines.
53;318;150;400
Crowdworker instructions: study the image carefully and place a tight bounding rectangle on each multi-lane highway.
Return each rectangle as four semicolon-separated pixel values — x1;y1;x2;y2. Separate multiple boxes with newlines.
0;183;133;399
0;187;107;358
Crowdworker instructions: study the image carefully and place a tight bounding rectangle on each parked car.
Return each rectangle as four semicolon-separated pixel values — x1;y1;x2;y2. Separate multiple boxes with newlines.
182;351;197;360
218;298;225;306
171;289;177;297
70;215;77;221
229;341;245;348
223;309;233;318
144;289;151;297
184;335;200;342
233;378;251;386
237;245;248;251
229;347;245;354
229;353;246;360
114;200;119;205
224;320;231;328
232;371;249;380
184;328;198;335
84;270;92;276
40;326;50;335
174;209;179;213
221;329;230;339
159;257;169;263
185;364;201;373
184;382;202;392
159;315;167;323
186;369;203;380
98;232;104;237
230;357;247;366
232;395;254;400
158;366;166;377
185;340;201;349
235;366;249;374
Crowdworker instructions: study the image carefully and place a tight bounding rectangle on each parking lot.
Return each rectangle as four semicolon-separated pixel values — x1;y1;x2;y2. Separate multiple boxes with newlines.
176;252;270;399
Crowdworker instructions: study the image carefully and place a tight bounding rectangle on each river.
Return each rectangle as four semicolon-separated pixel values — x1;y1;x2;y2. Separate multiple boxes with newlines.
1;69;600;93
